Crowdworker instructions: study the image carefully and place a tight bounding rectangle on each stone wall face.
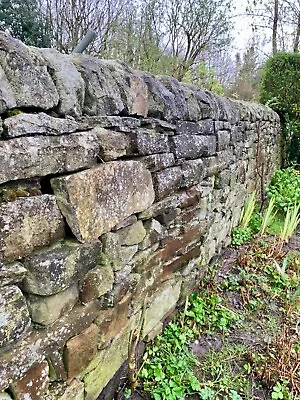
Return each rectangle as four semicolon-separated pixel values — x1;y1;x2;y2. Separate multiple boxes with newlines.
0;32;281;400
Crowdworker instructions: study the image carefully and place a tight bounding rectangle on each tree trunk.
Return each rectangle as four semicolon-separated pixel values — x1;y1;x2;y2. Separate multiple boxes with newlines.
272;0;279;55
294;12;300;52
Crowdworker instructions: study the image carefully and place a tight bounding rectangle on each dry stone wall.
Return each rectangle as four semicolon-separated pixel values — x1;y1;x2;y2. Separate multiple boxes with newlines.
0;32;281;400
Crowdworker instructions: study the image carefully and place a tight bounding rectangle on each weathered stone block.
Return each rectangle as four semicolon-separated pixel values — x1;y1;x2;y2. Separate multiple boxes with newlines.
0;32;59;109
116;221;146;246
198;119;215;135
101;232;138;271
51;161;155;241
27;284;78;326
79;266;114;304
83;314;140;400
130;129;170;155
139;219;166;250
0;65;16;114
152;167;182;201
181;159;204;188
3;113;81;138
95;293;131;348
45;380;84;400
0;393;12;399
10;361;49;400
176;121;201;135
0;196;65;263
170;134;216;159
0;301;101;391
0;132;101;185
64;324;99;380
138;153;175;172
22;241;102;296
38;49;85;117
216;130;231;151
71;57;148;117
0;262;27;287
142;278;182;336
0;285;30;348
91;126;132;161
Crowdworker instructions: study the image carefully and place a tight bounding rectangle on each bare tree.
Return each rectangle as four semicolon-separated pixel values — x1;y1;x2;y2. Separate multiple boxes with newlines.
42;0;129;54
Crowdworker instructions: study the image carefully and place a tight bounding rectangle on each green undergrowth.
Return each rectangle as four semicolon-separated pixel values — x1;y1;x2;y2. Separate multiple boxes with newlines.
232;167;300;247
137;244;299;400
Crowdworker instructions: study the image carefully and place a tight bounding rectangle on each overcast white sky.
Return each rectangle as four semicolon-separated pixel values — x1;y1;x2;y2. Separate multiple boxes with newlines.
231;0;253;51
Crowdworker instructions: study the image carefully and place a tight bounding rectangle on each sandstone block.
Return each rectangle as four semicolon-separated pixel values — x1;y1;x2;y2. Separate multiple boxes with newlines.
181;159;204;188
0;132;100;185
216;130;231;151
152;167;182;201
38;49;85;117
0;65;16;114
176;121;201;135
116;221;146;246
139;219;166;250
0;301;101;391
79;266;114;304
27;284;78;326
198;119;215;135
71;56;148;117
101;232;138;271
0;32;58;109
91;126;131;161
10;361;49;400
0;285;31;348
51;161;155;241
22;240;102;296
130;129;170;155
138;153;175;172
3;113;81;138
64;324;99;380
170;134;216;159
95;293;131;349
45;380;84;400
0;262;27;287
0;195;65;263
142;278;182;336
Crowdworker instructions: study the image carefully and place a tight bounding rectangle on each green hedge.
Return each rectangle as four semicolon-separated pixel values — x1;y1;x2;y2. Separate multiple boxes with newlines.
260;52;300;165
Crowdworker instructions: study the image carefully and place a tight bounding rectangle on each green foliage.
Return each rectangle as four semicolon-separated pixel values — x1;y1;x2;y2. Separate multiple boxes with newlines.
259;197;277;236
140;291;238;400
183;62;224;95
0;0;51;47
280;204;300;242
239;191;256;228
267;168;300;213
271;381;291;400
260;52;300;117
260;52;300;165
231;226;252;247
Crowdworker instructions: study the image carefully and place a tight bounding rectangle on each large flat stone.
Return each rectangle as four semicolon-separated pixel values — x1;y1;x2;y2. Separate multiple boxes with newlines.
0;196;65;263
51;161;155;241
0;32;58;109
22;241;102;296
0;132;101;185
3;113;82;138
170;134;216;159
0;285;31;348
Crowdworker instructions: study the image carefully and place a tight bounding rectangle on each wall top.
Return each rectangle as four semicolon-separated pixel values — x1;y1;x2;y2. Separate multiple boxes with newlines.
0;31;279;123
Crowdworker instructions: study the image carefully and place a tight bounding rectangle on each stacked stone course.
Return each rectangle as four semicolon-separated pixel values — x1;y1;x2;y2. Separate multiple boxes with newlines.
0;32;280;399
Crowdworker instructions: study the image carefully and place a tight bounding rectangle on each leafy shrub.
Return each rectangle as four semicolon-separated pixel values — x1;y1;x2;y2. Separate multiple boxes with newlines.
260;52;300;165
267;168;300;212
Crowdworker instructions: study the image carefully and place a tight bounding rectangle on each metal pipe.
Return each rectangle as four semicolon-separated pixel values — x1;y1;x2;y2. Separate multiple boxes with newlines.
72;30;96;53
